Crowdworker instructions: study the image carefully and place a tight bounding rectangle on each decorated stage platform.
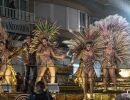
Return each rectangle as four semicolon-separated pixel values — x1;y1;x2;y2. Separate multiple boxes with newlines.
0;90;128;100
0;71;130;100
0;80;130;100
0;93;116;100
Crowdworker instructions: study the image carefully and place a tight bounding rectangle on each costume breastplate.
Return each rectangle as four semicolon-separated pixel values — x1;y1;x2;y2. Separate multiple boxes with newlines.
104;52;115;67
82;54;93;63
38;48;51;56
105;52;114;60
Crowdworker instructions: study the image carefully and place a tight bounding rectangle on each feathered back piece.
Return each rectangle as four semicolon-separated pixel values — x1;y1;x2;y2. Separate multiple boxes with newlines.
63;25;101;58
94;14;130;67
0;24;16;60
30;20;60;53
63;14;130;66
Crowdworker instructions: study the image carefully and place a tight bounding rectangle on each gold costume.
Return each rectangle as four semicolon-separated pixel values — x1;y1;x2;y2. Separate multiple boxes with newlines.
0;50;16;86
36;56;55;83
0;54;16;93
13;46;29;65
29;20;61;84
72;50;96;100
36;46;62;83
102;51;117;90
64;14;130;100
74;60;95;92
0;64;16;85
102;52;117;70
74;63;83;86
102;58;116;69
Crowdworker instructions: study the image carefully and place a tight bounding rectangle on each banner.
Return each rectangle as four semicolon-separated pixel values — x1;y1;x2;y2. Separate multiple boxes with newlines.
1;18;31;35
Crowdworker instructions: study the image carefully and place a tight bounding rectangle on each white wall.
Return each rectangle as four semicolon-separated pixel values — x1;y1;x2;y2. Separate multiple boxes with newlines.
67;7;80;32
35;2;87;32
85;13;88;28
53;5;67;29
35;2;51;20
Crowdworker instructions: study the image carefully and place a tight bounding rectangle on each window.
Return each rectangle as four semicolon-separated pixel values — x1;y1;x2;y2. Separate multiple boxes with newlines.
20;0;26;11
73;62;80;74
15;0;27;11
80;12;86;32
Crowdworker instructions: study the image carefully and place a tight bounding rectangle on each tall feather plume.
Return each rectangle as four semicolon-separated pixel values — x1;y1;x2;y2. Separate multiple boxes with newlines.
30;20;60;53
63;25;102;58
0;24;18;60
94;14;130;67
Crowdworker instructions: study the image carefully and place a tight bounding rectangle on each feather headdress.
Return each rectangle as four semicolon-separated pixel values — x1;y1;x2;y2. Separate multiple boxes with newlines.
94;14;130;67
63;25;102;58
0;26;21;52
30;20;60;53
63;14;130;67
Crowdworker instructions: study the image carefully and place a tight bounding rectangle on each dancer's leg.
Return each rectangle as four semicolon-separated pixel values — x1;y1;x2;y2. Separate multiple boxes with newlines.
5;68;11;92
109;68;116;88
48;65;56;83
36;66;46;82
82;70;88;100
88;70;94;94
103;68;108;90
5;68;11;84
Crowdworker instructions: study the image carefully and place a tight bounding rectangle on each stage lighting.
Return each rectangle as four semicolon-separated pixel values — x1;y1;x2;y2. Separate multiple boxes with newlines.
119;69;130;77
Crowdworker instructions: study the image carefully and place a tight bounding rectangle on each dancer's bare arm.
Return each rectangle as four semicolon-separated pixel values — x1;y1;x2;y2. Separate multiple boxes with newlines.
76;51;83;61
36;44;43;55
50;48;64;60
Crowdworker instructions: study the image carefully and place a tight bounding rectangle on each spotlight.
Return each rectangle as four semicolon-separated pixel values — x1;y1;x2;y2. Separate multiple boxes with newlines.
119;69;130;77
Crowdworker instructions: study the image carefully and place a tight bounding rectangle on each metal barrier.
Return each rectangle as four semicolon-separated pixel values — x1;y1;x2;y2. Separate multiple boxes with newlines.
0;6;34;22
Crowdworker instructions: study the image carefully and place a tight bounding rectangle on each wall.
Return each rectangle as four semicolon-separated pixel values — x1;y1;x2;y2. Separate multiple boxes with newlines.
35;2;88;32
53;4;67;29
35;3;51;20
67;7;80;32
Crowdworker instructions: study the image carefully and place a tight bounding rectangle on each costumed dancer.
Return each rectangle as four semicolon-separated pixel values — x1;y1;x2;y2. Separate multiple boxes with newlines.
63;26;103;99
30;20;65;84
36;37;64;83
94;14;130;91
102;42;122;91
0;27;16;93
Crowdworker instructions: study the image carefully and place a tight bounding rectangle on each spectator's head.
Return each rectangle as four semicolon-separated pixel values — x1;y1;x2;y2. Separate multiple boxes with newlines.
36;81;45;92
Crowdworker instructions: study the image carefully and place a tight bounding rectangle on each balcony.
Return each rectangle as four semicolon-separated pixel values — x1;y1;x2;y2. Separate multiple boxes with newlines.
0;6;34;23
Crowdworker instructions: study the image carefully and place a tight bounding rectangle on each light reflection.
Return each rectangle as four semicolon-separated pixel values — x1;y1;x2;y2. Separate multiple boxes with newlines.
119;69;130;77
73;63;80;74
112;0;130;15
